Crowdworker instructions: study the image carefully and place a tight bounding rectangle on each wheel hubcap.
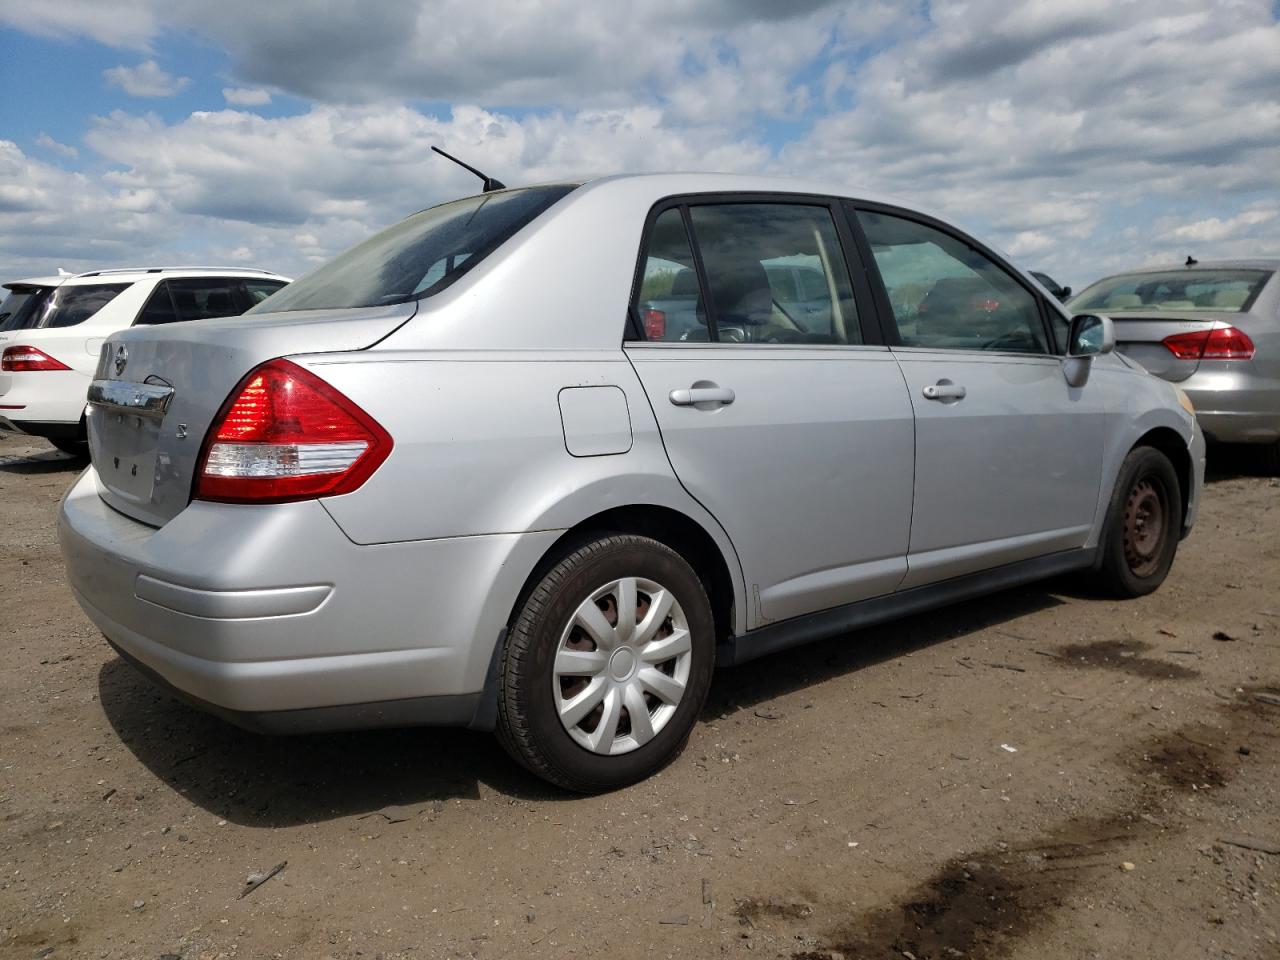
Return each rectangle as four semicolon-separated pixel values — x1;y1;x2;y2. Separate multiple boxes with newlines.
1123;477;1165;577
553;576;692;756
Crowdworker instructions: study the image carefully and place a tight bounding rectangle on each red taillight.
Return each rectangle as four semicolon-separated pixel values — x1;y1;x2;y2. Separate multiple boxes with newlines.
193;358;393;504
643;308;667;341
1;345;71;372
1162;326;1255;361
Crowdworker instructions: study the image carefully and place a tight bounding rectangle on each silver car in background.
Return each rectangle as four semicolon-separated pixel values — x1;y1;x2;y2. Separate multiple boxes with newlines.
1069;260;1280;470
58;174;1204;791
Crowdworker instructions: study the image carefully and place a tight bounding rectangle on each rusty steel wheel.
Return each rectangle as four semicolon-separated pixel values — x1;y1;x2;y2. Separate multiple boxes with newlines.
1096;446;1181;598
1122;476;1167;577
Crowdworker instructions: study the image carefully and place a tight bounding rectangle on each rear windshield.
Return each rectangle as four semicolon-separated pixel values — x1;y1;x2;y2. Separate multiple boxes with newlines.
0;282;130;330
1070;269;1272;313
253;185;577;313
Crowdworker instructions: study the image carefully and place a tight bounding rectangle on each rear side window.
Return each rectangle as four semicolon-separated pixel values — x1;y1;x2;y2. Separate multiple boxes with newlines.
134;278;246;325
858;211;1048;355
40;283;131;329
255;185;577;313
634;208;705;342
688;204;861;345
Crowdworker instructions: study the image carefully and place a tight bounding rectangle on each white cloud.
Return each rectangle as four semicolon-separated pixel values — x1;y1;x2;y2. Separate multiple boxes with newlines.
0;0;156;49
104;60;190;97
1172;209;1277;243
222;87;272;106
35;133;78;159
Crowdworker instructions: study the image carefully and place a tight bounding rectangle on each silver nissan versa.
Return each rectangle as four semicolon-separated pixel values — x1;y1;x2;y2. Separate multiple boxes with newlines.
59;174;1205;791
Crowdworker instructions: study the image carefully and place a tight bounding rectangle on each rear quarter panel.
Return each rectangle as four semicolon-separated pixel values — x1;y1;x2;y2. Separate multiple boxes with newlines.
297;350;750;632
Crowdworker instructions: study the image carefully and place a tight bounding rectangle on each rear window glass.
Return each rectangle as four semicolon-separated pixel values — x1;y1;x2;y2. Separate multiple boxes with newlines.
1070;270;1271;313
254;185;577;313
33;283;132;329
0;287;51;331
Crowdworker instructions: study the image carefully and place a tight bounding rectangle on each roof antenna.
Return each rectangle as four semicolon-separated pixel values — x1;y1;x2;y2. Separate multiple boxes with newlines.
431;146;506;192
1185;255;1198;266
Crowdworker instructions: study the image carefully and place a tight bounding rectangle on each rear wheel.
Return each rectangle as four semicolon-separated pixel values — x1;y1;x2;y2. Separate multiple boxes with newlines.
1094;446;1181;597
496;534;715;792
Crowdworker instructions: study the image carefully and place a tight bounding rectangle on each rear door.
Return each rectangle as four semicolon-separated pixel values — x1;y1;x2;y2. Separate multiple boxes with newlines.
626;196;916;626
852;205;1106;588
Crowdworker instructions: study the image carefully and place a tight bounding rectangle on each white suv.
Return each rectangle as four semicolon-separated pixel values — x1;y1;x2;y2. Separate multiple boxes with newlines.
0;267;289;453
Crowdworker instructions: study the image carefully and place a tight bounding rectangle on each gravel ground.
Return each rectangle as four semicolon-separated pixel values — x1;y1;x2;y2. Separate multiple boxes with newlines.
1;431;1277;960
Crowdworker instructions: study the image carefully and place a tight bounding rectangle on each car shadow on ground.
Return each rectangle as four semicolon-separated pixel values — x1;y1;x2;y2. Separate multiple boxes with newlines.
1204;443;1274;483
0;448;85;475
99;584;1065;824
702;585;1065;719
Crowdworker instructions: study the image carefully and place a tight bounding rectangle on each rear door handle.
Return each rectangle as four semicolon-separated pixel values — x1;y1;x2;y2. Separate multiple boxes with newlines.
669;386;736;407
922;382;966;401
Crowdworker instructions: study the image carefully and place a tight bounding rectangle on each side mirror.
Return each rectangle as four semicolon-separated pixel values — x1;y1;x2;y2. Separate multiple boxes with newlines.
1067;314;1114;357
1060;286;1072;299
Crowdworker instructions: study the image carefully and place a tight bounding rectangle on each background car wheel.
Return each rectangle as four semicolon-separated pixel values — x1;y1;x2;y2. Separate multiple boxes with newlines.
1094;446;1182;598
496;534;715;793
49;438;89;459
1257;440;1280;476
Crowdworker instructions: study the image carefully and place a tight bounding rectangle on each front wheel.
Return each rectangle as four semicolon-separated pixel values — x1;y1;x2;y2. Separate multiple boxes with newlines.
496;535;715;792
1094;446;1182;597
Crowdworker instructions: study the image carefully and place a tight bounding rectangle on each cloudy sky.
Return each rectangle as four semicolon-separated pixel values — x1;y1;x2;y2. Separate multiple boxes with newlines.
0;0;1277;289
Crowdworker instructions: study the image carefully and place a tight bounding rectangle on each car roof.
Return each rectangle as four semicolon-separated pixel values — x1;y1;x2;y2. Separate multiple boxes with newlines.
3;267;290;290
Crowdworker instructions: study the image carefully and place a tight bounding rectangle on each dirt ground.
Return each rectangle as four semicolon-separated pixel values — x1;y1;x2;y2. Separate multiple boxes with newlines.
1;431;1277;960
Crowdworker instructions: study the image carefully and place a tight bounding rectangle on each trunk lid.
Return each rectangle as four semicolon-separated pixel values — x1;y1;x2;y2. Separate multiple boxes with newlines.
87;303;414;527
1110;312;1224;381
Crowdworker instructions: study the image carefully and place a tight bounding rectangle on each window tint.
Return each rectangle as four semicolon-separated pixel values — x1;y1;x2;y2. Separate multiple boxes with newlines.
255;185;576;313
0;287;52;331
41;283;131;329
688;204;861;345
632;208;706;342
134;278;245;325
134;283;178;325
243;279;287;305
859;211;1048;354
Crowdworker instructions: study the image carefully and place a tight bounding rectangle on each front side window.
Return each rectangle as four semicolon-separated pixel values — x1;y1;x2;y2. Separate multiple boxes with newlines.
255;185;577;314
859;211;1048;355
39;283;131;329
1070;269;1272;313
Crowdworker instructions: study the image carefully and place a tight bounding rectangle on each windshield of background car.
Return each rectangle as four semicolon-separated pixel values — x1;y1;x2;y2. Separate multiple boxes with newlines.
1070;269;1272;313
253;185;578;313
0;286;52;331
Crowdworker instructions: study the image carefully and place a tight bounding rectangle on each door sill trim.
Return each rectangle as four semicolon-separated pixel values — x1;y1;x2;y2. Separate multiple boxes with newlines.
718;548;1095;667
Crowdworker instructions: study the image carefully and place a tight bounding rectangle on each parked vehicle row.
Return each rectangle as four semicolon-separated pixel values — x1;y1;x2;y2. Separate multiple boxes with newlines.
54;173;1206;792
0;267;289;452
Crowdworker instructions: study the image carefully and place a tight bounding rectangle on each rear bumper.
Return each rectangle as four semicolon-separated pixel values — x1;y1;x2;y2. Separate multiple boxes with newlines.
58;468;559;729
1182;365;1280;444
0;369;91;430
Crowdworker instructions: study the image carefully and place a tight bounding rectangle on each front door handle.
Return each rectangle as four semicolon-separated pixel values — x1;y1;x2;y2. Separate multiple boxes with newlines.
669;386;736;407
922;382;966;401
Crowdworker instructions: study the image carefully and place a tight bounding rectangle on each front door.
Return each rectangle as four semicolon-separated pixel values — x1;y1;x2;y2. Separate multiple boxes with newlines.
626;198;916;626
853;206;1106;588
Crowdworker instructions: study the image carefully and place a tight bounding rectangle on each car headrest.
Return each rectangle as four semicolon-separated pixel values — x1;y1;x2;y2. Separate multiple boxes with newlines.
702;254;773;325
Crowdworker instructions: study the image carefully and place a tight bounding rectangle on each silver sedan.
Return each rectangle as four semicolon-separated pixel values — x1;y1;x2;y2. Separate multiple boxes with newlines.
1070;260;1280;471
58;174;1205;791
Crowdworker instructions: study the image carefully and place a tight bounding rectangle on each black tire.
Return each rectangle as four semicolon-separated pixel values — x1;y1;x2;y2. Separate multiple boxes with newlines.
1257;440;1280;476
496;534;715;793
1094;446;1182;597
49;437;89;458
